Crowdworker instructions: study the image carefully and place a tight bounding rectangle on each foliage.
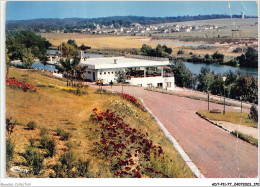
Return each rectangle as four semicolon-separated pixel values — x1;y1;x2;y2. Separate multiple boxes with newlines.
177;50;184;55
211;51;224;64
6;138;15;163
40;135;56;157
109;98;144;123
7;14;255;32
53;150;90;178
21;48;34;68
23;146;44;175
170;62;193;88
197;110;257;128
6;30;51;67
80;43;91;51
6;78;37;92
116;92;145;111
115;70;126;83
39;54;48;71
89;108;172;178
27;121;37;130
55;129;72;141
232;75;258;103
67;39;78;48
249;104;258;122
61;42;78;58
56;57;81;86
140;44;172;57
231;131;258;147
197;67;215;92
237;47;258;68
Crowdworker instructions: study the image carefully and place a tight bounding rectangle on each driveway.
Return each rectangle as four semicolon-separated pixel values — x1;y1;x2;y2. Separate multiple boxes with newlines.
95;85;258;178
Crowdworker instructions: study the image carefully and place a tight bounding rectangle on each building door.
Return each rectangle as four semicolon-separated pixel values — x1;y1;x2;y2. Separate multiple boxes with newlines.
93;72;95;81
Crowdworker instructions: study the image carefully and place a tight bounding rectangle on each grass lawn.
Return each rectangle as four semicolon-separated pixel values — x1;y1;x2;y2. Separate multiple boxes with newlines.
6;67;194;178
197;110;257;128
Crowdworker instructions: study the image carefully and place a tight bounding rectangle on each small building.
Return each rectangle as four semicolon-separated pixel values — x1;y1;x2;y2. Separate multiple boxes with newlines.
80;55;175;90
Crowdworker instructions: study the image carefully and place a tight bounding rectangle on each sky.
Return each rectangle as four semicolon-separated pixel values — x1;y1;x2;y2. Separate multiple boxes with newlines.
6;1;258;21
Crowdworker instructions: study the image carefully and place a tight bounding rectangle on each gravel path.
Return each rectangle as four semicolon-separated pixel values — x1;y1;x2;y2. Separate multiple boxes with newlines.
94;85;258;178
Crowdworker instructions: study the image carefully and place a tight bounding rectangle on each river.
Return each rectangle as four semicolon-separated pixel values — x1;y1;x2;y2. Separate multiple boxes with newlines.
178;61;258;77
16;50;258;77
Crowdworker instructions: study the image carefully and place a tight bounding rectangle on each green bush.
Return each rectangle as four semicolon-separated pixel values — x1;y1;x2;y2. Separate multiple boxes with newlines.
27;121;37;130
249;104;258;122
6;139;14;163
23;147;44;175
55;128;72;141
53;151;90;178
177;50;184;55
40;136;55;157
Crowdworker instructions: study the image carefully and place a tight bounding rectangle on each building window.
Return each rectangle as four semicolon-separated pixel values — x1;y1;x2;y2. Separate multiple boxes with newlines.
111;72;114;74
147;83;152;88
100;72;102;75
108;72;110;74
87;71;91;74
104;72;106;74
166;82;171;88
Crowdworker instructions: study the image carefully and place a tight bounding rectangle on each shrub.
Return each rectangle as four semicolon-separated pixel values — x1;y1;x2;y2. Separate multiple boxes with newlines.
61;131;72;141
55;128;72;141
6;78;37;92
249;104;258;122
23;147;44;175
55;128;63;136
53;151;90;178
40;135;56;157
27;121;37;130
177;50;184;55
40;128;48;136
6;139;14;163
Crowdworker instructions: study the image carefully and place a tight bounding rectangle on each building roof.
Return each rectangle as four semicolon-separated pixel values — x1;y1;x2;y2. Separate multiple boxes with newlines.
80;56;170;70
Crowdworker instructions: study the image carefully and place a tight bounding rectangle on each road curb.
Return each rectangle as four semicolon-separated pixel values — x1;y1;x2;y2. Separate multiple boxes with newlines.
139;98;205;178
195;112;258;147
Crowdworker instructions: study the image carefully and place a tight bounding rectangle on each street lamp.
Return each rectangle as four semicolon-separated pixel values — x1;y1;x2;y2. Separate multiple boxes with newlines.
222;76;226;114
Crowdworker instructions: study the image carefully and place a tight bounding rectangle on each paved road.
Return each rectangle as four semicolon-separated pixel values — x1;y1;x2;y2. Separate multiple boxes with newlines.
95;85;258;178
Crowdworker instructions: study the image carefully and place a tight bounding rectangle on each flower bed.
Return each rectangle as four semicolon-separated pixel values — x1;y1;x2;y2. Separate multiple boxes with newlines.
6;78;37;92
116;92;146;111
89;108;175;178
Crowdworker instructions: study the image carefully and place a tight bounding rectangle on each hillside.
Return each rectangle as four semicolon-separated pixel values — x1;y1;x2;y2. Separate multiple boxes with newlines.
6;67;194;178
6;14;257;32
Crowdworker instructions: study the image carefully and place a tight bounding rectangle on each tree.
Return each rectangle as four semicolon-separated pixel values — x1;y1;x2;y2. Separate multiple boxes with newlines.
232;75;258;103
115;70;126;83
61;42;79;58
211;51;224;63
22;48;34;68
198;67;215;92
80;44;91;51
5;48;11;78
39;54;48;71
6;30;51;69
67;39;78;49
162;45;172;54
177;50;184;55
56;57;80;86
171;62;193;88
237;47;258;68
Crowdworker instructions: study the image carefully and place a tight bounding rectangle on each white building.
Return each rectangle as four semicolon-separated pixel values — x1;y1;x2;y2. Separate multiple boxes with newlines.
80;55;175;90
